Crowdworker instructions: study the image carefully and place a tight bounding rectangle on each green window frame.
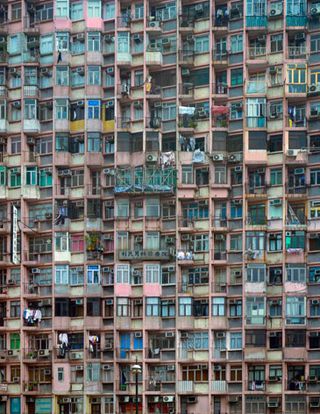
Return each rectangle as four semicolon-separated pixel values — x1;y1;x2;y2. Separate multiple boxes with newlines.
0;166;6;186
10;333;20;350
39;170;52;187
26;167;38;186
231;69;243;86
10;168;21;187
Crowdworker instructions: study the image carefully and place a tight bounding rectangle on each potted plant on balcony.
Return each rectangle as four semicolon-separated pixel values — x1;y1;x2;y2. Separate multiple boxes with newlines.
85;234;100;252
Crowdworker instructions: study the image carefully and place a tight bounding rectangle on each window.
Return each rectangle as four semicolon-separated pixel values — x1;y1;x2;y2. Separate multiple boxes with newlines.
116;199;129;218
146;198;160;217
246;0;267;16
269;233;282;251
161;299;175;317
40;34;54;55
287;64;307;93
162;103;176;121
55;265;69;285
10;333;20;350
230;366;242;382
193;234;209;252
212;298;225;316
230;102;243;120
187;267;209;285
70;267;84;285
311;34;320;53
88;32;100;52
246;98;266;127
182;365;208;382
246;297;265;324
286;297;305;324
87;265;100;284
57;367;64;382
116;264;130;283
270;168;282;186
56;32;69;52
230;34;243;53
71;1;83;20
230;332;242;349
87;132;101;152
269;299;282;317
286;330;306;347
230;234;242;251
36;3;53;21
24;99;37;120
55;99;68;120
87;0;101;17
230;201;242;219
55;232;69;252
229;299;242;317
87;363;100;382
146;297;160;316
194;35;209;53
270;34;283;53
133;3;144;19
104;2;115;19
87;100;100;120
11;3;22;20
87;298;101;316
10;301;20;318
182;165;193;184
9;168;21;187
145;264;160;283
246;330;266;347
87;66;100;85
56;67;69;86
11;137;21;154
25;167;37;186
116;297;130;316
231;68;243;86
117;32;130;53
179;297;192;316
287;265;306;283
181;332;208;350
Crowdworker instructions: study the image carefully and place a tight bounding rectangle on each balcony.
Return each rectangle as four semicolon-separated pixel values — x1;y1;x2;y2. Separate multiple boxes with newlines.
114;167;177;194
286;14;307;26
246;81;266;95
288;45;307;59
246;15;267;27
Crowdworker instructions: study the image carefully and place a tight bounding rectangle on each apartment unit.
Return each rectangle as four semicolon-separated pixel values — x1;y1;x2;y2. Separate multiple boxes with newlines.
0;0;319;413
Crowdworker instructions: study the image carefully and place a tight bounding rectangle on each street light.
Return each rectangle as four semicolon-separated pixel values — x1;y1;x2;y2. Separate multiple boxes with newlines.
131;361;142;414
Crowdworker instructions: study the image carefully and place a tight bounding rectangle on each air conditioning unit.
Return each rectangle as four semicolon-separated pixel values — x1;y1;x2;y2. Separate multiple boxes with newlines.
287;149;298;157
273;269;282;275
295;33;305;42
62;398;71;403
7;280;15;285
232;270;242;277
75;200;84;208
311;201;320;207
270;199;281;206
106;67;114;74
44;369;51;375
132;270;141;276
294;168;305;175
104;342;113;349
12;101;21;109
167;365;175;371
310;331;320;337
62;169;72;176
162;38;171;48
0;36;5;44
135;236;143;243
104;34;114;43
310;399;320;408
181;68;190;76
134;101;143;109
154;101;162;108
308;84;320;94
103;168;114;175
146;153;158;163
229;152;242;162
312;299;320;305
310;233;320;239
168;265;175;272
197;109;207;119
165;237;175;245
163;396;174;403
76;33;85;42
133;34;142;43
134;299;143;305
216;332;226;338
187;396;197;404
75;299;83;305
181;332;189;338
228;396;239;403
31;268;40;274
215;234;225;241
10;68;19;77
90;398;101;404
70;352;83;360
233;199;242;205
212;153;224;161
269;8;282;17
311;6;320;15
195;4;204;12
134;332;142;338
103;267;111;273
107;100;114;108
103;364;112;370
186;35;194;43
149;20;160;28
267;399;279;408
181;234;189;241
152;396;160;403
269;66;277;74
234;166;242;172
105;299;114;305
165;332;175;337
40;67;50;76
38;349;49;357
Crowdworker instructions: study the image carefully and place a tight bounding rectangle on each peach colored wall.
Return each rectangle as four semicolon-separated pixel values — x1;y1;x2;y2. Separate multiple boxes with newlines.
143;283;162;296
53;363;70;393
115;283;132;296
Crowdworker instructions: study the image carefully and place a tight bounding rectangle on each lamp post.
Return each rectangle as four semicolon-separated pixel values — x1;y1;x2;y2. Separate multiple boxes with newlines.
131;360;142;414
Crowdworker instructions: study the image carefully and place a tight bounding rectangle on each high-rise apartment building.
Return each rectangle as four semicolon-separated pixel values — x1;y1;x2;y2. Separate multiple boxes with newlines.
0;0;319;413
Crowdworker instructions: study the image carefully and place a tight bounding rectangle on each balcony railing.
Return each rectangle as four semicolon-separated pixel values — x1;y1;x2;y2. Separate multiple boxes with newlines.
118;249;173;261
288;45;307;59
246;81;266;94
248;46;266;60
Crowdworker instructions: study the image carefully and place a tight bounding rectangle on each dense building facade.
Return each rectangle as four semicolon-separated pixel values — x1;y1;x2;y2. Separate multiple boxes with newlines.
0;0;319;413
